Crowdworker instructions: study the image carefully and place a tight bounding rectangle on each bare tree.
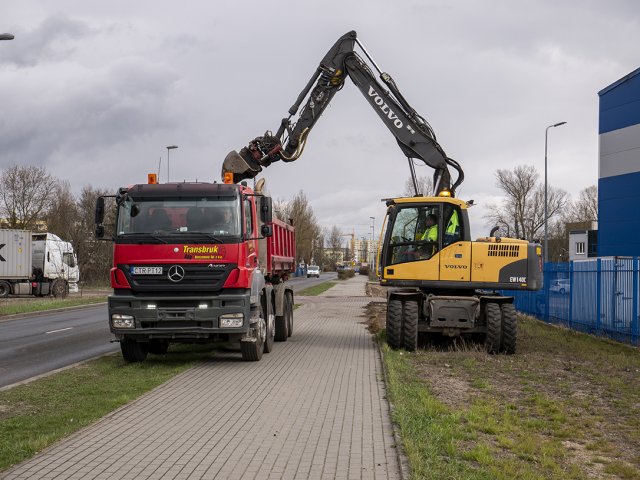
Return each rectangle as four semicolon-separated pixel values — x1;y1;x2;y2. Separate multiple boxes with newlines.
323;225;343;270
402;175;434;197
273;191;320;265
75;185;114;285
45;180;79;241
567;185;597;223
0;165;58;229
485;165;568;241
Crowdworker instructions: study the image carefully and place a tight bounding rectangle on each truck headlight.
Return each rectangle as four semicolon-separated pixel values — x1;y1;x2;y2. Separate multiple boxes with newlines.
111;314;135;328
219;313;244;328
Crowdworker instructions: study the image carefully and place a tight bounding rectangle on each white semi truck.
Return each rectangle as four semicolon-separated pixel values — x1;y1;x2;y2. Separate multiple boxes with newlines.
0;229;80;298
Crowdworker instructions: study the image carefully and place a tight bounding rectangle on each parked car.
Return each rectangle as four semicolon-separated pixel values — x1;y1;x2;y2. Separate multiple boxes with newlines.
550;279;571;294
307;265;320;278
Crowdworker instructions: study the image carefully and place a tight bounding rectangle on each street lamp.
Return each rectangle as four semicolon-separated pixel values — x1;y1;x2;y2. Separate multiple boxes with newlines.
166;145;178;182
0;34;14;41
544;122;566;263
370;216;375;271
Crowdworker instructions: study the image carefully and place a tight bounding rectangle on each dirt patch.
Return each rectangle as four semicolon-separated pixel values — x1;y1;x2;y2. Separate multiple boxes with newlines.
366;301;640;477
365;282;387;298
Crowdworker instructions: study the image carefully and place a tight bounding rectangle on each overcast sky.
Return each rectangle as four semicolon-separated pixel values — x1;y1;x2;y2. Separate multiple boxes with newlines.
1;1;639;241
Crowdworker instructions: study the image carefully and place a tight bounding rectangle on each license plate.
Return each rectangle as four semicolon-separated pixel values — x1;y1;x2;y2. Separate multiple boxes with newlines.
131;266;163;275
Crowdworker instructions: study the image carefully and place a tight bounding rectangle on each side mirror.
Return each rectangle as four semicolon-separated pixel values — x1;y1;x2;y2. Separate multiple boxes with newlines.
95;225;105;239
261;224;273;238
260;196;273;223
95;197;105;225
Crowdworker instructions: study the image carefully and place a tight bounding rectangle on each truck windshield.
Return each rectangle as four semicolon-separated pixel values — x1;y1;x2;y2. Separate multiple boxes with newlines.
117;197;241;240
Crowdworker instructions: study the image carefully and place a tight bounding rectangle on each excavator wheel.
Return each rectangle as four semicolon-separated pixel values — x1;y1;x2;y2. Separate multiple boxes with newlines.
402;300;419;352
484;303;502;354
386;299;403;350
500;303;517;355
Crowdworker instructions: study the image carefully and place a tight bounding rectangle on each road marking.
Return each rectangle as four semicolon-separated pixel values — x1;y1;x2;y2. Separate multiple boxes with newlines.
45;327;73;334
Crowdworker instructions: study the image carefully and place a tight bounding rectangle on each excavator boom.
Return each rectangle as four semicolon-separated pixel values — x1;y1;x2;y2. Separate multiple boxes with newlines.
222;30;463;196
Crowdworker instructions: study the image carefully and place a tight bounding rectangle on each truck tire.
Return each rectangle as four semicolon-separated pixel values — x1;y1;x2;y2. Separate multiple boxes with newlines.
52;279;68;298
241;304;265;361
286;291;293;337
263;296;275;353
121;340;148;363
275;293;289;342
500;303;517;355
148;341;169;355
0;281;10;298
386;299;403;350
485;303;502;354
402;300;419;352
276;290;294;341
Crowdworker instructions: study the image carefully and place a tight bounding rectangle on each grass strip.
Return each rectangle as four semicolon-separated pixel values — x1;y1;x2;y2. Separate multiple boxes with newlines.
379;314;640;479
0;296;107;317
297;281;336;296
0;345;216;472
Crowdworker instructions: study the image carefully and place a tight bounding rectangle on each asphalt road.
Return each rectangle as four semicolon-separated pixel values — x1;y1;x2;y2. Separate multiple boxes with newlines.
0;272;339;389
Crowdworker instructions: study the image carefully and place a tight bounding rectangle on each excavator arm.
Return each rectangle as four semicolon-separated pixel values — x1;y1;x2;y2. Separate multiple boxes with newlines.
222;30;463;196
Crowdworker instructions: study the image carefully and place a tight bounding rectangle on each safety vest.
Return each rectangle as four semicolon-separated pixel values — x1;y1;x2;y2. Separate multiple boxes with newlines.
421;225;438;242
447;210;459;234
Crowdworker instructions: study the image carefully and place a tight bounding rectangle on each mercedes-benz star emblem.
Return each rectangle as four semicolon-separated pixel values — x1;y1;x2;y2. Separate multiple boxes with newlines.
167;265;185;283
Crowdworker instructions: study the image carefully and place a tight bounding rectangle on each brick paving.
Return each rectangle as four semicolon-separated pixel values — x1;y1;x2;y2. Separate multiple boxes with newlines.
2;275;402;480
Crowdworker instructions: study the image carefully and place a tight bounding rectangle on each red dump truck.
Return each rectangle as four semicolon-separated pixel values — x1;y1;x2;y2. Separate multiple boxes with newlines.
95;177;295;362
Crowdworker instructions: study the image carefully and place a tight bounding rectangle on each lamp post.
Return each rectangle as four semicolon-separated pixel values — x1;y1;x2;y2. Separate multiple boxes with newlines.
370;216;375;271
166;145;178;182
544;122;566;263
0;33;14;40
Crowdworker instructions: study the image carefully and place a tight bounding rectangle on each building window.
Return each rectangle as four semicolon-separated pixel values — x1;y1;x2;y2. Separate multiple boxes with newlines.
576;241;585;255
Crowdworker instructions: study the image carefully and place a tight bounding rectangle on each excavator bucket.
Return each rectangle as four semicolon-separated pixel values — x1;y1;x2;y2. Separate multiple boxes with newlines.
221;150;261;184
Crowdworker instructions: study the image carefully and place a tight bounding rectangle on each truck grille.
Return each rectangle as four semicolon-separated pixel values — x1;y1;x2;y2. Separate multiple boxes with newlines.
120;263;236;292
488;245;521;257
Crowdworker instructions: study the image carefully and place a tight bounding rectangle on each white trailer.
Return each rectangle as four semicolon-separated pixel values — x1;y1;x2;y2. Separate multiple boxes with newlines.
0;229;79;298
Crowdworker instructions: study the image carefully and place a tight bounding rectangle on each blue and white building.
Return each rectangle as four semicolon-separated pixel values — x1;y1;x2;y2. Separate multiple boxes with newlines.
598;67;640;257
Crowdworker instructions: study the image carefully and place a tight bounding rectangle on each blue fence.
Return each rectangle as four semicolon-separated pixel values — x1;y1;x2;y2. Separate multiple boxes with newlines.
503;257;640;345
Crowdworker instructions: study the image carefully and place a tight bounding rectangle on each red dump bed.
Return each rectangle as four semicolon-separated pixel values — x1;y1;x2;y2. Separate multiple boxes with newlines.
267;218;295;275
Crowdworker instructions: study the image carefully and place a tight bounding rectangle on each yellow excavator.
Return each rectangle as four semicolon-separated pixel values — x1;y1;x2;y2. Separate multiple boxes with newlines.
222;30;542;354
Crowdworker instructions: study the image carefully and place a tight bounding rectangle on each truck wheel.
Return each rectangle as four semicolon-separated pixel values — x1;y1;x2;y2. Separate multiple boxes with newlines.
386;299;403;349
285;291;293;337
52;280;68;298
0;281;10;298
263;296;275;353
275;294;288;342
241;305;265;361
500;304;517;355
148;341;169;355
402;300;419;352
485;303;502;354
121;340;148;363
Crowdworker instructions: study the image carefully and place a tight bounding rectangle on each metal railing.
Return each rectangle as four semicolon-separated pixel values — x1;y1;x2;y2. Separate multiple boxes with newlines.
502;257;640;345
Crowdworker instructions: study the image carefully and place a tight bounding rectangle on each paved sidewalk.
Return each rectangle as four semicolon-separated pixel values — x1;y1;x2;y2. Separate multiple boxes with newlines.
3;275;402;480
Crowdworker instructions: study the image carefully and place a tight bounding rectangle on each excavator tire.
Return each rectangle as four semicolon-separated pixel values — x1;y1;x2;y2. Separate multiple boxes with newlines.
386;299;403;350
500;303;517;355
402;300;419;352
485;303;502;354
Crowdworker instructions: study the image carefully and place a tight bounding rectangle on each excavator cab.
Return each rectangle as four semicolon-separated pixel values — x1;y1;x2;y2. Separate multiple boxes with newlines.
379;197;471;284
